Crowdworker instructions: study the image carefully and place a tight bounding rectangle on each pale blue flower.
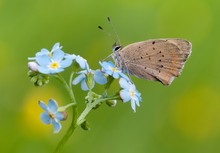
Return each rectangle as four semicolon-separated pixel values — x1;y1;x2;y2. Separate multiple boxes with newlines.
28;42;62;60
28;43;72;74
119;78;142;112
39;99;65;133
36;49;72;74
99;61;129;80
65;54;89;70
72;69;107;91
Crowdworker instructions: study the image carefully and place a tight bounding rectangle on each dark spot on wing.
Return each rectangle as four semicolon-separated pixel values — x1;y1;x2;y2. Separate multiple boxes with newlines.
158;59;162;62
152;41;155;44
149;57;151;60
141;56;143;59
162;55;165;57
182;58;187;62
146;53;148;55
153;47;155;50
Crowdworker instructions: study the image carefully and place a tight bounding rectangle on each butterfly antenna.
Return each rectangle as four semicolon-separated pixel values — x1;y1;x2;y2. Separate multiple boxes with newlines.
98;25;118;43
107;17;121;45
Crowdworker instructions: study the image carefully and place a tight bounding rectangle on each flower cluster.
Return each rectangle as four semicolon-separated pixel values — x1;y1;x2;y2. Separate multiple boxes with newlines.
100;61;142;112
28;43;88;75
72;69;107;91
29;42;142;133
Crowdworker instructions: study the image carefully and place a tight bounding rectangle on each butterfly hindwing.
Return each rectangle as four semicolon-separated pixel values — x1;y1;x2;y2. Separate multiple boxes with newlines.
118;39;192;85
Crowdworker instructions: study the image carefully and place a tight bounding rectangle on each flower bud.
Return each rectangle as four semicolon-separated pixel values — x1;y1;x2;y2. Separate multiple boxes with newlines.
28;70;50;87
37;80;43;86
80;120;90;131
106;100;117;107
28;62;38;72
60;111;68;121
30;76;38;83
86;72;94;90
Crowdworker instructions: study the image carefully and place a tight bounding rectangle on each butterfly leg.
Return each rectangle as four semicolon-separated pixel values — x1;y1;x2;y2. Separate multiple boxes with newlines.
101;53;113;62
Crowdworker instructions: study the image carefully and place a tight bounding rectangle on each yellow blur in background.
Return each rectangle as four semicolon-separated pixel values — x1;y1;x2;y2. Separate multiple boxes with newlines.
0;0;220;153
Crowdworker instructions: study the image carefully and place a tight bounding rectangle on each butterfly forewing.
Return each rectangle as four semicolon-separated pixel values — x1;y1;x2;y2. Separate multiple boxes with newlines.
118;39;192;85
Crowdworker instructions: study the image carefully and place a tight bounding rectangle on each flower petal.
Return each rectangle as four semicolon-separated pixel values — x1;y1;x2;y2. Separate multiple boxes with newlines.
120;90;131;102
49;68;64;74
103;61;114;68
76;56;88;69
40;112;51;124
100;61;114;71
72;74;85;85
99;61;108;68
36;49;50;57
102;68;113;76
55;112;64;121
93;70;107;84
36;55;51;66
134;97;140;107
65;54;76;60
37;66;50;74
52;50;65;61
135;91;142;101
38;101;48;112
119;78;130;90
130;99;136;112
113;72;120;79
52;42;62;52
48;99;58;114
81;79;89;91
119;72;130;81
28;57;36;60
52;120;62;133
60;58;72;68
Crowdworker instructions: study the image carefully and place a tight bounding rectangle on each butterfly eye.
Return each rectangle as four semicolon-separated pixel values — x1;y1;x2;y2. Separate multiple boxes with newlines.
112;45;121;52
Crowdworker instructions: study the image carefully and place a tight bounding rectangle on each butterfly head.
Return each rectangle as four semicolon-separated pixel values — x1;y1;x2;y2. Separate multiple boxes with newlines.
112;42;122;53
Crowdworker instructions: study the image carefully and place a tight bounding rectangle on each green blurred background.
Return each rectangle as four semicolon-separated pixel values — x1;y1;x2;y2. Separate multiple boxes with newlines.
1;0;220;152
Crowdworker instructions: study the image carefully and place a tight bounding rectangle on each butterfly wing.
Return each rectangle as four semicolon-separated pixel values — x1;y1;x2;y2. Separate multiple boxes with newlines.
119;39;192;85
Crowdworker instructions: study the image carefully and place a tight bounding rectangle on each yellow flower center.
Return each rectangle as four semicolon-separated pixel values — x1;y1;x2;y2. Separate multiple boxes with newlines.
49;112;55;119
50;61;59;69
130;91;135;98
111;67;118;72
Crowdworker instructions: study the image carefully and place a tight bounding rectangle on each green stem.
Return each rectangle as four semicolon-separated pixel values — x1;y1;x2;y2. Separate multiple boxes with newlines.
54;107;78;153
54;74;78;153
58;103;76;112
56;74;76;104
69;71;75;89
77;95;120;125
103;76;114;97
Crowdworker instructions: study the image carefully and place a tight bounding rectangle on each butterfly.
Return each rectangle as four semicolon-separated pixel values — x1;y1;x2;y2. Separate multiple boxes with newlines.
111;38;192;85
99;17;192;85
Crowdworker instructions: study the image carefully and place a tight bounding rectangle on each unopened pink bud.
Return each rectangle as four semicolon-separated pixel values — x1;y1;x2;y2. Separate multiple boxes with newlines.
28;62;38;72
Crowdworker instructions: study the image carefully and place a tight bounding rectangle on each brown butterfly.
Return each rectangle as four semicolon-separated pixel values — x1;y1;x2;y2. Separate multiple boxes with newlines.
111;39;192;85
